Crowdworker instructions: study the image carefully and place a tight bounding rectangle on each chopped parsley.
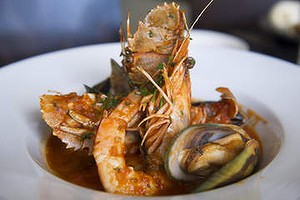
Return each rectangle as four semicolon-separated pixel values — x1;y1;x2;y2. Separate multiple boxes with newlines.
159;98;165;108
157;74;164;86
81;132;94;140
101;95;121;110
152;89;157;102
157;63;164;70
139;85;151;96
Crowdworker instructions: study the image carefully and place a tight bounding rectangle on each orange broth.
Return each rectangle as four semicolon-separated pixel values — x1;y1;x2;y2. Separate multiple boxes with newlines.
45;124;261;195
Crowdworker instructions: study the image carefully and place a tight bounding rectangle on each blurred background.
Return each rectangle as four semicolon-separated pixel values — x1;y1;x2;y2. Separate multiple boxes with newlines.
0;0;299;67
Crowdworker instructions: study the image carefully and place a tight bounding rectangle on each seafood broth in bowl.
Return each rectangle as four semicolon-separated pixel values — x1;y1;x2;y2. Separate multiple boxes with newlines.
27;2;283;197
27;90;283;195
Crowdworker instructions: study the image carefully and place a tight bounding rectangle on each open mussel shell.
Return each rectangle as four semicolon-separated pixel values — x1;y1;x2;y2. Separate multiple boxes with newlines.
193;139;260;192
164;124;260;191
84;59;131;96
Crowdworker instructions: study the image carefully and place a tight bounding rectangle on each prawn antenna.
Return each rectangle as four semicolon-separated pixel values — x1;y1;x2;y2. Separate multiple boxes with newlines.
189;0;214;32
137;66;173;106
127;11;132;38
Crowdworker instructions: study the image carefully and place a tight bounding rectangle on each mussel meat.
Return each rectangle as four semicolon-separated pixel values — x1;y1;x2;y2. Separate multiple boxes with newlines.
164;124;260;191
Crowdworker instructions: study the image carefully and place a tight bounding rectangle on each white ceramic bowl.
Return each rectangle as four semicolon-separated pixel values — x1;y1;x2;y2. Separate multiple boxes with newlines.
190;29;250;50
2;43;300;199
25;44;282;199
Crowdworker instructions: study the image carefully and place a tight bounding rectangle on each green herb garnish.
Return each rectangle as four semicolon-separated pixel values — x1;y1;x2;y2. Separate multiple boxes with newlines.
81;132;94;140
139;85;151;96
101;95;121;110
152;89;157;102
157;74;164;86
157;63;164;70
159;98;165;108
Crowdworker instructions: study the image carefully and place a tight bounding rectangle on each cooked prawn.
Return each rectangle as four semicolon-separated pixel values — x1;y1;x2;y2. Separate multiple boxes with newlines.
93;91;176;195
138;41;192;168
119;0;213;169
127;3;193;167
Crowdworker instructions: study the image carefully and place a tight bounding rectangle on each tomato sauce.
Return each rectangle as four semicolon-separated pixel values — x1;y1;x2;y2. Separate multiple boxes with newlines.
45;135;104;191
45;123;262;194
45;135;189;195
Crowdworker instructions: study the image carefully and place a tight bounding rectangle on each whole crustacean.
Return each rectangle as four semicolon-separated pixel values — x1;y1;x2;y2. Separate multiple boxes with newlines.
93;2;193;195
121;2;187;85
125;2;193;168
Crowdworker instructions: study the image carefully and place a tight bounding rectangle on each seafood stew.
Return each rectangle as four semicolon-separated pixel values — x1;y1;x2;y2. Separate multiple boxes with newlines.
45;122;261;195
40;2;263;196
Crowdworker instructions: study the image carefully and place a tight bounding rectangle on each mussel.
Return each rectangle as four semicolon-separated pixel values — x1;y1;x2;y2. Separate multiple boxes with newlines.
84;59;131;96
164;124;260;191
